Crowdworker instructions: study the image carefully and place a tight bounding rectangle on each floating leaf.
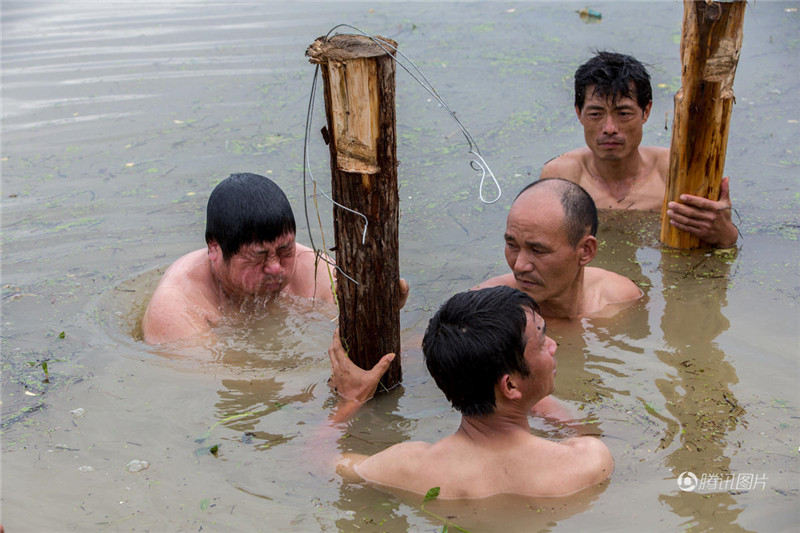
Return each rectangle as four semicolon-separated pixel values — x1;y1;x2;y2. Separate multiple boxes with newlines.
194;443;221;457
58;331;65;339
422;486;440;504
200;498;209;510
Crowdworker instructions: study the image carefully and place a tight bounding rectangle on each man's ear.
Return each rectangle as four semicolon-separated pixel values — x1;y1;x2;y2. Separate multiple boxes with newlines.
207;241;221;262
575;104;583;121
498;374;523;402
577;235;598;266
642;101;653;123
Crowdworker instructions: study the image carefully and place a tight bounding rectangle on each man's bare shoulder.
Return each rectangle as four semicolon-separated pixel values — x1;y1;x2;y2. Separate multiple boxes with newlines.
585;266;642;307
289;243;335;302
641;145;669;160
540;148;591;182
353;441;433;491
557;436;614;492
141;249;219;344
472;273;517;291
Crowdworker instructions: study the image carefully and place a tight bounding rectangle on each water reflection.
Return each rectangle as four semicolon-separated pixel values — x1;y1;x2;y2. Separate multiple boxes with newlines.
655;248;749;531
214;377;316;452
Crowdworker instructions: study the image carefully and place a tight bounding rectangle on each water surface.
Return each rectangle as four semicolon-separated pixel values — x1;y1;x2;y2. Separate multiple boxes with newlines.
2;2;798;531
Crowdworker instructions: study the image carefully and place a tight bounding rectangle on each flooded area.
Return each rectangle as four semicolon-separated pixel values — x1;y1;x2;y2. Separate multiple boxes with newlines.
2;2;798;531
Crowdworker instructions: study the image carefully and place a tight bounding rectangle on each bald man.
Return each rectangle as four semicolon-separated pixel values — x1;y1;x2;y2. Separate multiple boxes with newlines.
475;178;640;319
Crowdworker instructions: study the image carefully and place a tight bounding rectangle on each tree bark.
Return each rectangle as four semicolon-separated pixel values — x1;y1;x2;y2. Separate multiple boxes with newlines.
660;0;746;248
307;34;402;390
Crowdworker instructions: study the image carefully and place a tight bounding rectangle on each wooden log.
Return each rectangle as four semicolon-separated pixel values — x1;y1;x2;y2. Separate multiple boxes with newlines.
306;34;402;390
660;0;746;248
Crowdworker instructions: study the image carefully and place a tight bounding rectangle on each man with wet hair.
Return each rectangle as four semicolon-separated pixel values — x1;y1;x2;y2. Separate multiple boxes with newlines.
474;178;641;319
542;51;738;247
329;286;614;498
142;172;335;344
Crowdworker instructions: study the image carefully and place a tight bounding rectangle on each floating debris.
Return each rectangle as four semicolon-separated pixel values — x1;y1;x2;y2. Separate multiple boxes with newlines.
577;7;602;23
78;465;94;473
125;459;150;472
70;408;85;418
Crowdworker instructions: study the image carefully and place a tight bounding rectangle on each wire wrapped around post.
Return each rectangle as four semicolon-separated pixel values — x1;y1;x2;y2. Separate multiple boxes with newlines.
306;34;402;390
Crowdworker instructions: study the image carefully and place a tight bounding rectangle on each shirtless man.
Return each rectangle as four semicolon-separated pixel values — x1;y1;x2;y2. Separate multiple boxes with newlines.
474;178;641;319
541;51;738;248
329;286;614;498
141;173;334;344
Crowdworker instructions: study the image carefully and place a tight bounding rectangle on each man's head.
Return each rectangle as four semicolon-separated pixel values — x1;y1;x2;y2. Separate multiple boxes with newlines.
573;52;653;162
205;173;296;259
205;173;298;299
574;51;652;112
504;179;598;304
423;286;555;417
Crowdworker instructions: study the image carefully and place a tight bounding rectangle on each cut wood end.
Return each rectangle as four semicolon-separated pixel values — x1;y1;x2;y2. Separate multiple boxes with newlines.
306;34;397;63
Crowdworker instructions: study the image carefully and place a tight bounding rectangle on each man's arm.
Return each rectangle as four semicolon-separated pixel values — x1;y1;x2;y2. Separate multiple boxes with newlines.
141;288;211;344
303;329;395;477
666;176;739;247
471;273;516;291
327;328;396;421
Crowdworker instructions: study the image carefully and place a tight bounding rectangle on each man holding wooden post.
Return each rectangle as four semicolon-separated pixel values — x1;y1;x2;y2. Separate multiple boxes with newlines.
542;51;739;248
326;286;614;499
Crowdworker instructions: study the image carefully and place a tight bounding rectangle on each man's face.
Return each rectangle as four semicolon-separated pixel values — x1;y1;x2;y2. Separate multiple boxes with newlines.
209;233;297;300
521;310;558;399
504;188;585;304
576;85;652;162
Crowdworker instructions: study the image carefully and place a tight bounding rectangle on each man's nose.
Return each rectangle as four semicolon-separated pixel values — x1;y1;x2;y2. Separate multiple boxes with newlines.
262;256;281;274
514;251;534;272
602;114;618;134
547;336;557;355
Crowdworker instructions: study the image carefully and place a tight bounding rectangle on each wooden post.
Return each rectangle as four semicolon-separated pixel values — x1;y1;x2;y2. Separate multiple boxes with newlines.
660;0;745;248
306;34;402;390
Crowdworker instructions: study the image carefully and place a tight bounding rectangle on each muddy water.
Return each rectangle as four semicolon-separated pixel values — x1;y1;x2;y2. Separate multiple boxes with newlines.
2;2;798;531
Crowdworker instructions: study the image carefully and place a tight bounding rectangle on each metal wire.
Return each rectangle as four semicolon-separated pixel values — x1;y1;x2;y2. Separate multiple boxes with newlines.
322;24;502;204
302;24;503;287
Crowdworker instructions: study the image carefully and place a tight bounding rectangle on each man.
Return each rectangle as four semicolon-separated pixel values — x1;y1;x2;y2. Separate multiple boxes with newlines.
474;178;641;319
541;51;738;248
329;286;614;498
141;173;335;344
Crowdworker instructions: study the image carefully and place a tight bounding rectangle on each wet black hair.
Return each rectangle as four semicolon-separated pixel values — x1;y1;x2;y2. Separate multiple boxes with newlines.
574;51;652;111
516;178;598;248
422;286;540;417
205;173;296;260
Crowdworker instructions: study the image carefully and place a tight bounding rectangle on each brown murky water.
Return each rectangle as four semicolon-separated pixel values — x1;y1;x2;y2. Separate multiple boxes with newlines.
2;2;798;531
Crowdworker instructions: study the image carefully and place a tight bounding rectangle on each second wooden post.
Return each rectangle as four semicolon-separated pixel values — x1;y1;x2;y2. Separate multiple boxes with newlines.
307;34;402;390
660;0;745;248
